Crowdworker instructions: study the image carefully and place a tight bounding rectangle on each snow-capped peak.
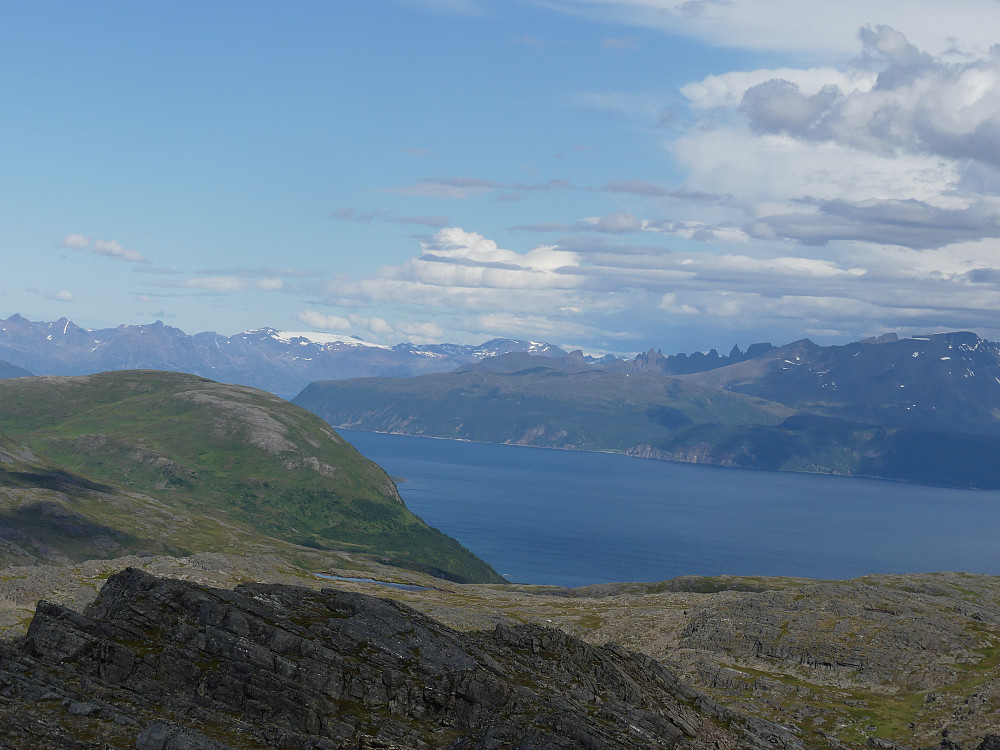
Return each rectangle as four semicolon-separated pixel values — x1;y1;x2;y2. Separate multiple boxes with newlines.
266;330;390;349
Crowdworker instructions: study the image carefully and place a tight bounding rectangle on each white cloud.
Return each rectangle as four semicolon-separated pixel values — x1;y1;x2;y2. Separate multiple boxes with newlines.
682;67;875;110
58;233;148;262
181;276;248;292
658;293;698;314
731;27;1000;167
549;0;1000;58
48;290;73;302
349;313;394;334
369;317;393;334
396;321;445;342
60;233;90;249
665;27;1000;252
255;277;284;290
174;275;286;292
297;310;351;330
405;227;582;291
93;239;147;263
317;224;956;347
673;128;959;206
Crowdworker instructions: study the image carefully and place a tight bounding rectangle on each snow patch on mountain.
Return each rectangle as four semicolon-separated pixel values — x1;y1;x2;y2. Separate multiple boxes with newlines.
265;330;389;349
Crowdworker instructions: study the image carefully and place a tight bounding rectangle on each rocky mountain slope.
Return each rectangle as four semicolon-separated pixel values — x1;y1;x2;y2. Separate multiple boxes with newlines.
0;370;499;583
0;568;806;750
3;559;1000;749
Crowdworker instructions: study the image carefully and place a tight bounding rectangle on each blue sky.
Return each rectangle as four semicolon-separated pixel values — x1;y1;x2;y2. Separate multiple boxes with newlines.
6;1;1000;354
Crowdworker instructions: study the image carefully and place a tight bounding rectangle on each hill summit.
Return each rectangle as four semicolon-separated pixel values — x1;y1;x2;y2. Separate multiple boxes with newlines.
0;370;500;583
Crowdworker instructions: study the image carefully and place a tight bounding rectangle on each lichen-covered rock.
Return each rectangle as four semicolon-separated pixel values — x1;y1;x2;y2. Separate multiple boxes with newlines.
0;568;808;750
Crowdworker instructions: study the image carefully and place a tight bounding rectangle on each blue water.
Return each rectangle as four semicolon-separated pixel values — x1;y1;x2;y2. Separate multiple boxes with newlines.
341;430;1000;588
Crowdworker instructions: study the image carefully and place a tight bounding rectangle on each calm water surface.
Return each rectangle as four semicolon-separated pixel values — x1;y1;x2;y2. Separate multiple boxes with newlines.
342;429;1000;587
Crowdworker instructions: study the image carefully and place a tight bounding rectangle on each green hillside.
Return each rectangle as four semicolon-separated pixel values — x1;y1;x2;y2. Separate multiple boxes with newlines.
294;368;793;450
0;371;501;583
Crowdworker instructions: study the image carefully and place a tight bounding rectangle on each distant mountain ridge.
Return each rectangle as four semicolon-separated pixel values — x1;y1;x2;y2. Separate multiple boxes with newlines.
681;330;1000;436
0;314;567;397
0;314;774;397
294;330;1000;489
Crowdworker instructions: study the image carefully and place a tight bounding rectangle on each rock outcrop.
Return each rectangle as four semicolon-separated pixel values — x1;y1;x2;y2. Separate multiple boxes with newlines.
0;568;807;749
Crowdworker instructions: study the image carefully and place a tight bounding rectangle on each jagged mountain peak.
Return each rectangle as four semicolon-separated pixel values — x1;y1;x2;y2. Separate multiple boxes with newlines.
683;330;1000;435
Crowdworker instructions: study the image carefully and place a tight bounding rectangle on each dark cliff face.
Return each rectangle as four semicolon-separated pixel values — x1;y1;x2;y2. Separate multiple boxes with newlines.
0;569;806;750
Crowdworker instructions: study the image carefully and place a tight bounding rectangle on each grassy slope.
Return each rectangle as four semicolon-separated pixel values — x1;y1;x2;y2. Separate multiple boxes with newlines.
294;368;793;450
0;371;502;583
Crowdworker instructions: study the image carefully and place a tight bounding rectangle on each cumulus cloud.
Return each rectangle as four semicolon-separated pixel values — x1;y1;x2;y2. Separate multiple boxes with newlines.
60;234;90;249
317;225;960;347
48;290;73;302
666;26;1000;253
683;67;875;110
408;227;582;290
396;321;445;342
348;9;1000;348
349;313;394;334
673;127;958;206
297;310;351;330
728;26;1000;167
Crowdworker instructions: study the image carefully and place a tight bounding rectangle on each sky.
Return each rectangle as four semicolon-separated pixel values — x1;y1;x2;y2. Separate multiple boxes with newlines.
6;1;1000;355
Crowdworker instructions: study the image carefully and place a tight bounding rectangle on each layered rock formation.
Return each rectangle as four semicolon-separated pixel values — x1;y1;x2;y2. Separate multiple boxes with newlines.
0;568;807;749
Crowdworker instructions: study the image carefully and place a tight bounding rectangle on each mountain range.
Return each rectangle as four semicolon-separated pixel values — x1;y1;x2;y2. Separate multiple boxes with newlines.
0;314;569;398
293;330;1000;489
0;314;774;398
5;312;1000;487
